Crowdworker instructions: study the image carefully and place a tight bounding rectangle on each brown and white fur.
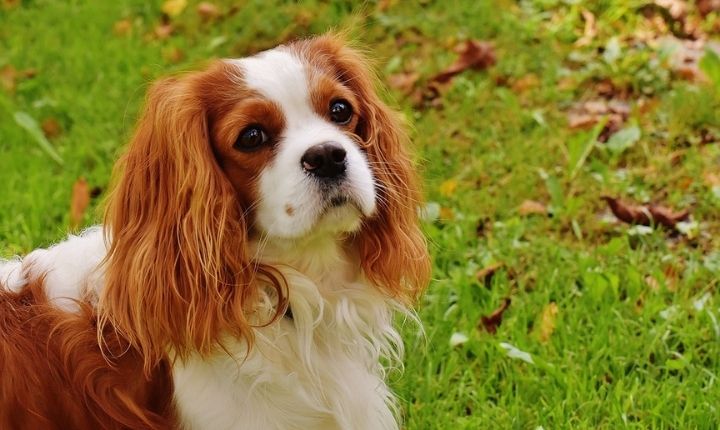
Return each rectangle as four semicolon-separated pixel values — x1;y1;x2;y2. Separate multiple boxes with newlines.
0;35;430;430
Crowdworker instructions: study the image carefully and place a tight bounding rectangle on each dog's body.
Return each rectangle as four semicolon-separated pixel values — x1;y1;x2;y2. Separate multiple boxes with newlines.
0;35;429;430
1;227;401;429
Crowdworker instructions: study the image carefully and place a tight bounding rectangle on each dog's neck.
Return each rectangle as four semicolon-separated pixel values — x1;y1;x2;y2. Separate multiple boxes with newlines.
251;233;361;287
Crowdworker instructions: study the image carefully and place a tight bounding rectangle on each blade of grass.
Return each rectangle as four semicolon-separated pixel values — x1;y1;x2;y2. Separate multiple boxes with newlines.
13;111;64;165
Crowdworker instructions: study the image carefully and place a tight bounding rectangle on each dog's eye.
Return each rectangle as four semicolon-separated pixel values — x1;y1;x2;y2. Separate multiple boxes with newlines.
329;99;353;125
234;125;268;151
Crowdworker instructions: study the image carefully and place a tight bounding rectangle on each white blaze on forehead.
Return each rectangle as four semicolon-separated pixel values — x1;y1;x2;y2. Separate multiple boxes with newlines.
233;48;314;128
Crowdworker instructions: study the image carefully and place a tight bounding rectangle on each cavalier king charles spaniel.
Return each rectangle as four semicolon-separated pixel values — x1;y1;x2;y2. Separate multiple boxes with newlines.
0;35;430;429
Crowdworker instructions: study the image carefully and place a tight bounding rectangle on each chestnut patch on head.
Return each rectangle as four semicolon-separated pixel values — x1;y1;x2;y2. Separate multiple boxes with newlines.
308;72;360;133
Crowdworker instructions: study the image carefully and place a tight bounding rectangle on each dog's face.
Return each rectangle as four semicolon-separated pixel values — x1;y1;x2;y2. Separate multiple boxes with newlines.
102;35;430;366
210;46;377;239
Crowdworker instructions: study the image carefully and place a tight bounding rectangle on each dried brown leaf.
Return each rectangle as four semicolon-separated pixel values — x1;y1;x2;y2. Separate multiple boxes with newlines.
645;275;660;292
602;196;653;226
655;0;686;20
0;65;17;93
2;0;20;9
479;298;511;335
197;2;220;20
476;262;504;284
602;196;690;229
41;118;62;139
518;200;547;216
575;9;597;47
698;0;720;16
537;302;558;342
510;74;539;93
155;23;174;39
113;19;132;36
703;171;720;187
567;113;598;130
70;178;90;230
431;40;496;84
388;72;420;95
648;204;690;228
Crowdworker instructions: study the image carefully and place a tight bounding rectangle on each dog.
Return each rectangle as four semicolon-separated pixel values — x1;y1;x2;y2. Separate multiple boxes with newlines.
0;35;430;429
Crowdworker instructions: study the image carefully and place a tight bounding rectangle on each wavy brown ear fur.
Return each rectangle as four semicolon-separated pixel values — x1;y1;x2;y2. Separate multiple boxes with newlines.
101;67;276;372
297;35;431;304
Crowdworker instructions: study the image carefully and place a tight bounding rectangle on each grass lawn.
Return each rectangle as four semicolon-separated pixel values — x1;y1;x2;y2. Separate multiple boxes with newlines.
2;0;720;428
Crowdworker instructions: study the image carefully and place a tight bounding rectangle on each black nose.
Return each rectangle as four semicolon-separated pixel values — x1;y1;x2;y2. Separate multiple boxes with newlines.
301;142;347;179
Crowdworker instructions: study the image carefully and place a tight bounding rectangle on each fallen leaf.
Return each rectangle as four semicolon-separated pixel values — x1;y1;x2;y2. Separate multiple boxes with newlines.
518;200;547;216
567;113;598;130
197;2;220;20
575;9;597;47
479;297;511;335
388;72;420;95
510;74;539;93
2;0;20;9
703;171;720;187
162;0;187;17
155;23;174;39
698;0;720;16
113;19;132;36
431;40;496;84
439;179;458;197
567;99;630;142
655;0;686;20
70;178;90;230
649;205;691;228
476;262;504;286
41;117;62;139
602;196;690;229
536;302;558;342
0;65;17;93
645;275;660;292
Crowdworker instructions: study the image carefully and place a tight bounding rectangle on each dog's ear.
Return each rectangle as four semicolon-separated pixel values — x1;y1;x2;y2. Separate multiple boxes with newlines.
300;35;431;304
101;67;278;371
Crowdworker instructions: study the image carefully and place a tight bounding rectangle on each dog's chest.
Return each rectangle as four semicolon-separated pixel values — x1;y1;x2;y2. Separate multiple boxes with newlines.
171;261;401;430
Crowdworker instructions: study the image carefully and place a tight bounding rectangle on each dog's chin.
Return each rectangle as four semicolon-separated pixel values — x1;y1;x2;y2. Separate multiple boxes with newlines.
315;198;364;234
265;197;365;242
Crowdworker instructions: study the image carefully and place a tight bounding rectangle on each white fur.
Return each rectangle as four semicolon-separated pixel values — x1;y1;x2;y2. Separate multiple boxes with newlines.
0;227;106;310
173;237;404;430
230;49;377;239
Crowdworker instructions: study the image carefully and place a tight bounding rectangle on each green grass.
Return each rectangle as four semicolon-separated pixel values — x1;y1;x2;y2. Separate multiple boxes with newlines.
2;0;720;428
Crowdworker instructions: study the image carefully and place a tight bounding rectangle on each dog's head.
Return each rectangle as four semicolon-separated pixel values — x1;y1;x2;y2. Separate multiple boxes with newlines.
101;35;430;369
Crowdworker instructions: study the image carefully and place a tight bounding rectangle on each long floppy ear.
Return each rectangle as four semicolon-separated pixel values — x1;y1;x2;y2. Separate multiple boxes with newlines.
100;70;268;372
300;35;431;304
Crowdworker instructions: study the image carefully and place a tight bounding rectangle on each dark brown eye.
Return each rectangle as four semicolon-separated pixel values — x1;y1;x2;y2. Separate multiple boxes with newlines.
329;99;353;125
234;125;268;151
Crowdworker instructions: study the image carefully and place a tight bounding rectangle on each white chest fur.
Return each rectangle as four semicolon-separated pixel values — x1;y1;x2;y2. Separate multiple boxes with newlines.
172;239;404;430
